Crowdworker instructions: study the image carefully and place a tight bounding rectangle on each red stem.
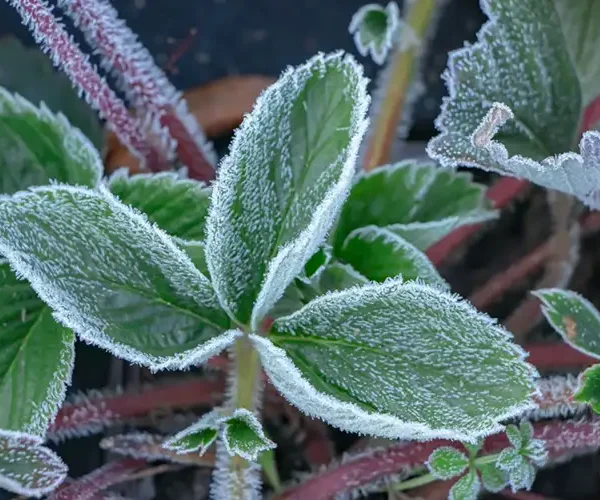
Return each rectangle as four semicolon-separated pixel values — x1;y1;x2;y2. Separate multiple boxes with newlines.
581;94;600;133
7;0;165;171
48;458;146;500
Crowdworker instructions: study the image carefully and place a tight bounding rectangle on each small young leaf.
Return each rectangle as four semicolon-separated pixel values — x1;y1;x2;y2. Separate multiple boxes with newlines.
426;447;469;480
478;462;508;493
339;225;448;287
574;364;600;413
535;289;600;359
334;161;496;252
251;280;537;441
464;440;483;458
348;2;400;65
221;409;276;461
107;169;212;241
0;185;236;371
506;457;536;492
0;36;103;147
505;425;523;449
205;51;369;329
163;409;222;455
0;88;102;193
449;470;481;500
496;448;521;472
0;262;75;436
0;429;67;497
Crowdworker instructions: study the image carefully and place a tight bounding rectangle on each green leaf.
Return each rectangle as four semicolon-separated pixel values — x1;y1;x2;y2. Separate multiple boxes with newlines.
554;0;600;106
496;447;521;471
0;185;237;371
574;364;600;413
0;36;103;148
300;245;333;284
505;425;523;449
426;447;469;480
426;0;600;209
163;409;222;455
317;261;369;292
0;429;67;497
338;226;448;287
449;470;481;500
0;88;102;193
464;440;483;458
221;409;276;461
251;279;537;441
0;262;74;436
348;2;400;65
504;456;536;492
478;462;508;493
258;447;282;492
107;169;212;241
205;52;369;329
178;240;209;277
535;288;600;359
334;162;496;252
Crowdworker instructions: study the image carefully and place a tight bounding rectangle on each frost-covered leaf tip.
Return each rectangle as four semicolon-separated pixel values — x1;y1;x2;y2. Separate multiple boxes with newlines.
221;409;276;462
163;409;222;455
349;2;400;65
573;364;600;414
449;470;480;500
0;430;67;497
251;279;537;442
206;51;369;329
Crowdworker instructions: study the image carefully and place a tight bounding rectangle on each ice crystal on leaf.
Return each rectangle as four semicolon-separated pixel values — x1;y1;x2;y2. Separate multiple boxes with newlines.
0;185;237;371
251;279;537;442
205;51;369;329
426;447;469;480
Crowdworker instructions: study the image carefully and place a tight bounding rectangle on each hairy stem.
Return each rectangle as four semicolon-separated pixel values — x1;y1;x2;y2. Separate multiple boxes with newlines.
361;0;440;171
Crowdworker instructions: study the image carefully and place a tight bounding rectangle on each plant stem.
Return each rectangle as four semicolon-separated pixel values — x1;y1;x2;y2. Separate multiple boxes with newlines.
361;0;440;171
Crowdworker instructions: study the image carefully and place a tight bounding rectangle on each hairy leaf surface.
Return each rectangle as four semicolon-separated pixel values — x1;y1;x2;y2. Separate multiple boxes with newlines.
426;447;469;480
334;162;495;252
164;409;222;455
339;226;447;287
0;186;235;371
0;88;102;193
221;409;276;461
573;364;600;413
535;289;600;359
449;470;480;500
107;169;212;241
252;280;537;441
478;462;508;493
0;430;67;497
0;263;74;436
206;52;369;329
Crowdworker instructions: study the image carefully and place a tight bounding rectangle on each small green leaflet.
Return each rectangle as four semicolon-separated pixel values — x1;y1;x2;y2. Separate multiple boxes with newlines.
0;185;237;371
478;462;508;493
317;261;368;292
0;430;67;497
348;2;400;65
426;447;469;480
0;88;102;193
221;409;276;461
164;409;222;455
107;169;212;241
427;0;600;209
0;36;103;148
449;470;480;500
574;364;600;413
338;226;447;287
334;161;496;252
0;263;74;436
251;279;537;441
535;288;600;359
178;239;209;276
205;51;369;329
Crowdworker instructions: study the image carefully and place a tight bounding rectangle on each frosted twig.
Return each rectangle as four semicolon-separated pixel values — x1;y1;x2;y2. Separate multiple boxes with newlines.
6;0;167;171
58;0;216;181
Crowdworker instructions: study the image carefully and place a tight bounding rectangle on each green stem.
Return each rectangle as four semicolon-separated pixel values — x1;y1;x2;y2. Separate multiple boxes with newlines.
390;452;502;492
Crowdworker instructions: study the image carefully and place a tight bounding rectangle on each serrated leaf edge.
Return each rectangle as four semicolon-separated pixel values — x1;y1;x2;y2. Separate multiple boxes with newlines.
425;446;469;480
348;2;400;65
221;408;276;461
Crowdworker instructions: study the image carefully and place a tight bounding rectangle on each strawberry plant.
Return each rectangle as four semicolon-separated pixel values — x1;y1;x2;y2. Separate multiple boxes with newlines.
0;0;599;499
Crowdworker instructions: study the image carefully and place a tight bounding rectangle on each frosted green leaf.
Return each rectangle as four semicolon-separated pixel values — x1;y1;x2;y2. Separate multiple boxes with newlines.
0;36;103;147
178;239;209;276
251;279;537;441
478;462;508;493
0;430;67;497
0;263;74;436
427;0;600;208
464;440;483;457
426;447;469;480
0;88;102;193
496;450;536;493
318;261;368;292
163;409;222;455
535;289;600;359
348;2;400;65
574;364;600;413
0;185;237;371
205;51;369;329
300;245;333;284
554;0;600;106
449;470;480;500
334;161;496;252
107;169;212;241
339;226;448;287
505;425;522;449
221;409;276;461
